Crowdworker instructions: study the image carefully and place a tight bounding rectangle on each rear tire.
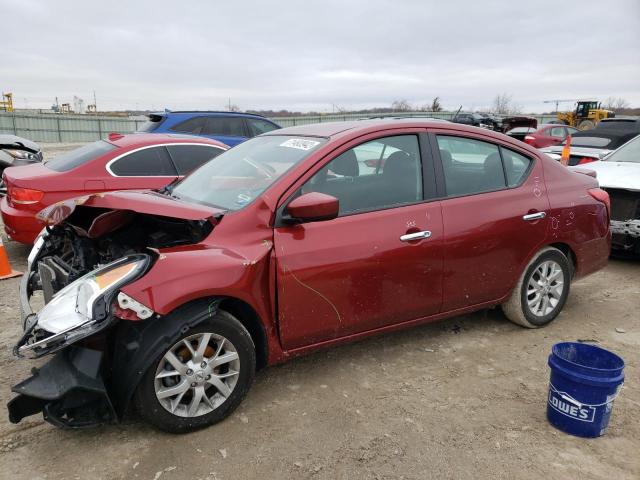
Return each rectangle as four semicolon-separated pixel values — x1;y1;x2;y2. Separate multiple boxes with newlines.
133;310;256;433
578;120;595;130
501;247;571;328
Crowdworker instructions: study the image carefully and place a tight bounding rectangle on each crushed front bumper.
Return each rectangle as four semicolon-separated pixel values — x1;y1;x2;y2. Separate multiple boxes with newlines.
7;346;116;428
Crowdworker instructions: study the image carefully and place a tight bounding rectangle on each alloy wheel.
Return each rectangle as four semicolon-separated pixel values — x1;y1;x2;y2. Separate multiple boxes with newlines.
526;260;565;317
154;332;240;417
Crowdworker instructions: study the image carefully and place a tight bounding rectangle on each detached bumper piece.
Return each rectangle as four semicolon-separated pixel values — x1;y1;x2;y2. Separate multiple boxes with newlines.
7;347;116;428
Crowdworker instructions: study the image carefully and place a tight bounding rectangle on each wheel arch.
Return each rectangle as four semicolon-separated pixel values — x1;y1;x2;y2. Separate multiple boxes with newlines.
109;295;268;419
548;242;577;278
217;296;269;370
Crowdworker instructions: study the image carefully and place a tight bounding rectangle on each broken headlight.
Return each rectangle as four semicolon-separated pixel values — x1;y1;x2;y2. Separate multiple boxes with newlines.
16;254;151;358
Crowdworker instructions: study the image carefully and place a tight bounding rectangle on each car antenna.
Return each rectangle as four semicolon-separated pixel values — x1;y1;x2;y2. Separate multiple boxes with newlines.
453;105;462;122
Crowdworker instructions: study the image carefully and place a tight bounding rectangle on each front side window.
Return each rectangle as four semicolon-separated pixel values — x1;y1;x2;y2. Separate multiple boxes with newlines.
203;117;246;137
169;117;207;134
166;144;225;175
172;136;326;210
110;147;177;176
299;135;422;216
437;136;505;196
248;119;279;137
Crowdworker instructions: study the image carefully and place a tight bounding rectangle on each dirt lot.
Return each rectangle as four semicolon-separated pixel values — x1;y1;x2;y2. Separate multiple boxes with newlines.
0;145;638;479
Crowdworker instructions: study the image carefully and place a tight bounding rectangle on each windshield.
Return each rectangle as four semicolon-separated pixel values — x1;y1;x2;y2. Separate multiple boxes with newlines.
171;135;326;210
46;140;117;172
605;136;640;163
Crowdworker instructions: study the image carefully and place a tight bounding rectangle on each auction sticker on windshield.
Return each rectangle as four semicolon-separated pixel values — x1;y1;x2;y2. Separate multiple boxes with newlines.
280;138;321;150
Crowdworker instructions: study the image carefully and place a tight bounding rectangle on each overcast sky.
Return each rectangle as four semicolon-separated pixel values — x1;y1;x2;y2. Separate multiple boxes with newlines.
2;0;639;113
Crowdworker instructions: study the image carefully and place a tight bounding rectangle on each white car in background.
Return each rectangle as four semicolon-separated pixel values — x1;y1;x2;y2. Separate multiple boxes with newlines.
577;135;640;256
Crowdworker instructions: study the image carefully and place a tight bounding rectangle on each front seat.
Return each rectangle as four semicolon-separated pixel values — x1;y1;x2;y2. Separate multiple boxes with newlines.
381;151;420;204
330;149;359;177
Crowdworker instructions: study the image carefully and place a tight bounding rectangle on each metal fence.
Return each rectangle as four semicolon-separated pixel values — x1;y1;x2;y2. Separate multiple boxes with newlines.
0;111;558;143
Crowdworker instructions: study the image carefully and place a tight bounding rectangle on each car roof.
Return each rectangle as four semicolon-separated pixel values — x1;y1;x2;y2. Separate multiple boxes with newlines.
262;118;527;144
104;133;228;148
150;110;271;119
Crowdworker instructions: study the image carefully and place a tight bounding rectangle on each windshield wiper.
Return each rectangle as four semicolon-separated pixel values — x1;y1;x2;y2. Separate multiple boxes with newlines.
157;177;181;196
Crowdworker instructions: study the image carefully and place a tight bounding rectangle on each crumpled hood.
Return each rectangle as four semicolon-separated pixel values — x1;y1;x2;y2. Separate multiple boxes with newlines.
37;190;225;226
584;161;640;191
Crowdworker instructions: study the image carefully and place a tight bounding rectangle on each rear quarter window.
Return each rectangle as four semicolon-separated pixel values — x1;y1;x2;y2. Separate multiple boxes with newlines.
46;140;117;172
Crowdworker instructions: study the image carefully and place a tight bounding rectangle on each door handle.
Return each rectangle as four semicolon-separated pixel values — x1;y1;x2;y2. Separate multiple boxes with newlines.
523;212;546;221
400;230;431;242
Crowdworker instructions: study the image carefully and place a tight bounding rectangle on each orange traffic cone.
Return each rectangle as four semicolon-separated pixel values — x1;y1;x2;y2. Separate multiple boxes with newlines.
0;235;22;280
560;135;571;166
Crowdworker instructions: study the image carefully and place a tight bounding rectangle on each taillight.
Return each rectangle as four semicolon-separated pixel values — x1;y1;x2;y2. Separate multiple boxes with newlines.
578;157;596;165
9;186;44;205
524;135;535;144
364;159;385;168
588;188;610;218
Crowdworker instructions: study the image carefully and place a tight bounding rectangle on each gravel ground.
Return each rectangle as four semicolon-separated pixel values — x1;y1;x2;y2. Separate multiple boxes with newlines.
0;145;638;479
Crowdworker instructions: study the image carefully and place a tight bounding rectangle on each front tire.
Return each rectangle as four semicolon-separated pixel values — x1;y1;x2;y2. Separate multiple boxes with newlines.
502;247;571;328
133;310;256;433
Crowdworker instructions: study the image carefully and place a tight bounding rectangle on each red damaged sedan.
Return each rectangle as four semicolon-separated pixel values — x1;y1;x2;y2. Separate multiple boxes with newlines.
8;120;610;433
1;133;227;244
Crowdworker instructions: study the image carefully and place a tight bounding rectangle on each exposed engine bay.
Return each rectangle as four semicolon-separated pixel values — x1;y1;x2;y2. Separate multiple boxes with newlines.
30;206;215;301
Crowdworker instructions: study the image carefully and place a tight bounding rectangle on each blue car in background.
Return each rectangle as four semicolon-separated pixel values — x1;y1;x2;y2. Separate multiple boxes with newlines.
138;111;281;147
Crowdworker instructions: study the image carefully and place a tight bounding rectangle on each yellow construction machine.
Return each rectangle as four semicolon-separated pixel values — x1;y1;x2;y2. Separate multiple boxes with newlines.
555;100;615;130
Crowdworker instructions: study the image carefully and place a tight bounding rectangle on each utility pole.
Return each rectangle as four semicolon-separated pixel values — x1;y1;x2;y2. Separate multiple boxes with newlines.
93;90;97;115
228;97;231;111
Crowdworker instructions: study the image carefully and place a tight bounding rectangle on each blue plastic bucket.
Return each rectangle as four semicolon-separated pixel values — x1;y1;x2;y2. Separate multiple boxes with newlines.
547;342;624;438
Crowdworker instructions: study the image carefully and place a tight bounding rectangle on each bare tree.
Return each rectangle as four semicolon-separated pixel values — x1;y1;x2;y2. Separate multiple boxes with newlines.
430;97;443;112
391;99;411;112
603;97;630;112
491;93;521;115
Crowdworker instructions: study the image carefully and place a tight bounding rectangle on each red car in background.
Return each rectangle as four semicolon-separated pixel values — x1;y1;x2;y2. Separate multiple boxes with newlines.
1;133;227;243
524;124;579;148
9;120;610;433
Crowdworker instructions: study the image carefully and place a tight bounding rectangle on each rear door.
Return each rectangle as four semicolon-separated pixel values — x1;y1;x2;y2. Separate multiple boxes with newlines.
274;132;444;350
431;130;550;311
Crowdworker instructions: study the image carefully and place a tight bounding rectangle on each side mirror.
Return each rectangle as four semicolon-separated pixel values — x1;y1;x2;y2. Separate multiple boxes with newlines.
286;192;339;223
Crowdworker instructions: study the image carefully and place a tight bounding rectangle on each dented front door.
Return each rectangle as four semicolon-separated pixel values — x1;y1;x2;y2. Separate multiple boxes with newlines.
274;202;444;350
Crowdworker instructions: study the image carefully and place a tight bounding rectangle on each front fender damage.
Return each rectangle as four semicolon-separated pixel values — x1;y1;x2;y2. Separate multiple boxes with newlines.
8;197;223;428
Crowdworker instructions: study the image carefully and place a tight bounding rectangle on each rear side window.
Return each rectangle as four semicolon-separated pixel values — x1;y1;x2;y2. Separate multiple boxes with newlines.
169;117;207;134
203;117;246;137
500;147;532;187
109;146;177;176
166;144;225;175
46;140;117;172
549;127;566;138
437;136;505;197
247;119;279;136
